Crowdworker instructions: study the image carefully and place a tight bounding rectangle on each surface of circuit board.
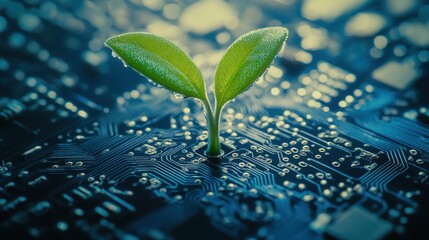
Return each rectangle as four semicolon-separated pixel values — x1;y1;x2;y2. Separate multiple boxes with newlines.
1;0;428;239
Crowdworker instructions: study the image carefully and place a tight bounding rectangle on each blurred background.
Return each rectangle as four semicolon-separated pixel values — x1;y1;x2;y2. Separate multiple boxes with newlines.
1;0;428;121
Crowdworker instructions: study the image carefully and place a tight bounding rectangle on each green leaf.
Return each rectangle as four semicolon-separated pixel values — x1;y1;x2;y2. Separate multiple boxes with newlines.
105;32;208;100
214;27;288;111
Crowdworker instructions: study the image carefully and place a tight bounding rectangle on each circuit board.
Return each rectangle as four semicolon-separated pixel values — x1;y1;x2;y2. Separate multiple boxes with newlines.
1;0;428;239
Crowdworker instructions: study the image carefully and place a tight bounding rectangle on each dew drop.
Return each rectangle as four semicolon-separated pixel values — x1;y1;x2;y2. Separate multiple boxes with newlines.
146;78;158;87
174;92;185;99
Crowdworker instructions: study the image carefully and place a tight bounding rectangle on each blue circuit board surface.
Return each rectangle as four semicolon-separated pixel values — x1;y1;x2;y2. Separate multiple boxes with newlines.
0;0;428;239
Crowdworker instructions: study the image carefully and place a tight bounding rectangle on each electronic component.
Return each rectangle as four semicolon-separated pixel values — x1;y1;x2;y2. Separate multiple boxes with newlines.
326;206;393;240
372;61;420;89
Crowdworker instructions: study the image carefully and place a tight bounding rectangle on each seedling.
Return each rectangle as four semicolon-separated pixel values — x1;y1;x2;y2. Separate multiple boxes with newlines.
105;27;288;156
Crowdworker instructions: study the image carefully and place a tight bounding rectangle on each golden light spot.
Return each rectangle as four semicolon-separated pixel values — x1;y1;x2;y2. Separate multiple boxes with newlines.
78;110;88;119
271;87;281;96
301;76;312;85
267;66;283;78
312;91;322;99
374;35;388;49
353;89;363;97
216;32;231;44
345;95;354;103
281;81;291;89
365;85;374;92
297;88;307;96
130;90;139;99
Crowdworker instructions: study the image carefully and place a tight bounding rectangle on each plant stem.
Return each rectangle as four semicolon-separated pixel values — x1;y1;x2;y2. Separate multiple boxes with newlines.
202;100;221;156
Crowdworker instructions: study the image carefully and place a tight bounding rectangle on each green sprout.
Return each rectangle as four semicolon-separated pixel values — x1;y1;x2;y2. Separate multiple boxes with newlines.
105;27;288;157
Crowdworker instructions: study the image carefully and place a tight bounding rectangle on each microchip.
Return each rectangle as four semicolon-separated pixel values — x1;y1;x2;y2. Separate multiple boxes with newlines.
302;0;369;21
326;206;393;240
372;61;420;90
344;12;387;37
399;21;429;47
